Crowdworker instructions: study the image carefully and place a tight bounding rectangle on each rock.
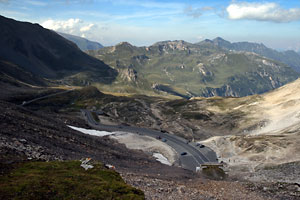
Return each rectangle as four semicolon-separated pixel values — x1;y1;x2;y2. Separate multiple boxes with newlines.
80;158;94;170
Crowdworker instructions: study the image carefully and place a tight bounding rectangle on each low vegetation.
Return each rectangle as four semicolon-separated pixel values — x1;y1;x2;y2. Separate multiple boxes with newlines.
0;161;144;200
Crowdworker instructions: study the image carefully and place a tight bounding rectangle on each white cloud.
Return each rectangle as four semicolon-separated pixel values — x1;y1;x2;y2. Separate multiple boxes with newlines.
41;18;95;35
80;24;94;32
196;35;204;40
227;2;300;23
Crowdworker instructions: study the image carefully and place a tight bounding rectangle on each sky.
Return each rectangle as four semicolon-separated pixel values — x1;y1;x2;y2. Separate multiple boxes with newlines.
1;0;300;51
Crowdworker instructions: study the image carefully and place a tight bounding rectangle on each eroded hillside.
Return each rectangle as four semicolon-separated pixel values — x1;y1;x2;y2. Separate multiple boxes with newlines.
201;79;300;183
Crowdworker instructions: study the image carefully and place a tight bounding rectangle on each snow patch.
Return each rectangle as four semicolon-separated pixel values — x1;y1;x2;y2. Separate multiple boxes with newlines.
68;125;114;137
67;126;177;165
153;153;172;166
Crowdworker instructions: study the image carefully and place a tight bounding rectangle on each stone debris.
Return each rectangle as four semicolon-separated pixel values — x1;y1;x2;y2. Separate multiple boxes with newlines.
105;164;116;170
120;172;273;200
0;136;61;161
80;158;94;170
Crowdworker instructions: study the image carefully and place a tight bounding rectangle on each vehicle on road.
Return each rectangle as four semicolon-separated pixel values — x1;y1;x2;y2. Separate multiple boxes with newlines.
162;138;167;142
181;152;187;156
197;143;205;148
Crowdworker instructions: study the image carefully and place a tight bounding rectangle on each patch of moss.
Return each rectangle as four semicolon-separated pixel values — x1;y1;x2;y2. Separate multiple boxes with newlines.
0;161;144;200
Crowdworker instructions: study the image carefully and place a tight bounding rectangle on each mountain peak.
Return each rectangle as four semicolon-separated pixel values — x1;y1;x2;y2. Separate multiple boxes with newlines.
117;41;133;47
153;40;187;46
213;37;227;42
152;40;191;51
110;42;137;53
212;37;232;47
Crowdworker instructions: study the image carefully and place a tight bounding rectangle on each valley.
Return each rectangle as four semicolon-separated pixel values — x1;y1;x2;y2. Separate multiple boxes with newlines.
1;14;300;200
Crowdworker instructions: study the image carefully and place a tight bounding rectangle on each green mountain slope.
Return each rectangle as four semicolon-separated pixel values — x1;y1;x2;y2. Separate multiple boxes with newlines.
0;15;117;86
58;32;103;51
205;37;300;73
88;40;299;98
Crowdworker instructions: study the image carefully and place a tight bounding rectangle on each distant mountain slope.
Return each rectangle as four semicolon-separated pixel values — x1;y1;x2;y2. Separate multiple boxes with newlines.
88;40;299;98
0;15;117;86
58;32;103;51
205;37;300;72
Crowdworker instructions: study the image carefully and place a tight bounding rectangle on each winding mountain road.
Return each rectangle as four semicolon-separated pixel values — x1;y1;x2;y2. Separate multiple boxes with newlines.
20;89;218;172
21;88;74;106
82;109;218;172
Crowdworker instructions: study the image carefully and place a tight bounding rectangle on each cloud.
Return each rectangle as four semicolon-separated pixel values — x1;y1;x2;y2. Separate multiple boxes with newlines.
80;24;94;32
196;35;204;41
41;18;95;35
184;6;213;18
227;2;300;23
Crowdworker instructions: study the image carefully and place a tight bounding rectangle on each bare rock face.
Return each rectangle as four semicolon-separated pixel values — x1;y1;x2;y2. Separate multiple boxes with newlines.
119;67;137;82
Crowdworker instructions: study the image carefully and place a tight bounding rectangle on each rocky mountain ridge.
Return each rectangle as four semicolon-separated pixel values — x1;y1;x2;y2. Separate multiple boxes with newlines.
0;15;117;86
58;32;103;51
88;39;299;98
205;37;300;72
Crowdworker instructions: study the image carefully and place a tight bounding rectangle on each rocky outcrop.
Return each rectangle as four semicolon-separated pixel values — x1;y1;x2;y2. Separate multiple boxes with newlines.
119;67;138;82
152;84;190;99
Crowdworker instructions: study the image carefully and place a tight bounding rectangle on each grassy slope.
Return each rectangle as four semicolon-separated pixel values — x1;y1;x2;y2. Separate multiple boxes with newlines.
0;161;144;200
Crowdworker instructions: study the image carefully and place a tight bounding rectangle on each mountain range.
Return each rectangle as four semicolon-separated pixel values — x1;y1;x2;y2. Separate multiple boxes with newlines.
88;40;299;98
202;37;300;73
58;32;103;51
0;15;117;87
1;15;299;99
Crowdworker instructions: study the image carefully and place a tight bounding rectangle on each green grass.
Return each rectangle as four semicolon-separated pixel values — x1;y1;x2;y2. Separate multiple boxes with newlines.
0;161;144;200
